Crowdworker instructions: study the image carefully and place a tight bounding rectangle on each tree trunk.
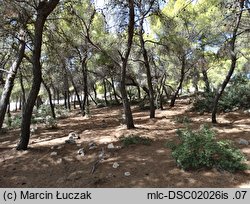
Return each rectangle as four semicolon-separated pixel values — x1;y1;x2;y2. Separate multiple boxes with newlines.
92;84;97;101
138;12;155;118
111;77;120;104
81;57;88;115
211;2;243;123
0;37;25;130
200;40;210;93
119;0;135;129
19;69;26;108
42;79;55;119
103;79;108;106
17;0;59;150
69;74;82;111
170;56;186;107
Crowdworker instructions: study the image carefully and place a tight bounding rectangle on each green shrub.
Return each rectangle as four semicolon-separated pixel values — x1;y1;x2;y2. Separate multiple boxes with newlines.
45;115;57;129
173;116;192;123
120;135;152;147
192;75;250;113
167;126;247;172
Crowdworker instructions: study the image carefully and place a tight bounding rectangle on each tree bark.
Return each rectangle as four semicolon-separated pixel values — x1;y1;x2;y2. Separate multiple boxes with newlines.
81;57;88;115
120;0;135;129
170;56;186;107
211;2;243;123
69;73;82;111
19;69;26;108
17;0;59;150
138;11;155;118
0;37;25;130
103;79;108;106
42;79;56;119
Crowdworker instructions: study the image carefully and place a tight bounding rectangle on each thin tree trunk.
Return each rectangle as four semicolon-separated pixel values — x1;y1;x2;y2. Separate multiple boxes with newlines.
200;40;210;93
19;69;26;108
170;56;186;107
103;79;108;106
120;0;135;129
17;0;59;150
69;74;82;111
211;2;243;123
138;11;155;118
111;77;120;103
81;57;88;115
42;79;55;119
0;37;25;130
92;84;97;101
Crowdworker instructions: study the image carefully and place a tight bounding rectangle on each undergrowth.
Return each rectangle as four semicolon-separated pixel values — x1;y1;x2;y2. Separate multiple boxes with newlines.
167;125;247;172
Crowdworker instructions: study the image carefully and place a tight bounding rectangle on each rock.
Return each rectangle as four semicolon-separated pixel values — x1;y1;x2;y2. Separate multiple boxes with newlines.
57;145;63;150
107;143;115;149
50;152;58;156
56;158;63;164
68;132;80;140
77;148;85;156
112;162;119;169
124;172;131;177
239;138;249;145
65;139;76;144
244;109;250;113
88;142;97;150
232;107;239;111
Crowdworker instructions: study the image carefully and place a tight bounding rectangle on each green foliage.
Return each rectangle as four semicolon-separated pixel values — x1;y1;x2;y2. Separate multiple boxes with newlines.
120;135;152;147
173;115;192;123
45;115;57;129
192;75;250;112
36;104;52;118
55;106;69;119
167;126;247;172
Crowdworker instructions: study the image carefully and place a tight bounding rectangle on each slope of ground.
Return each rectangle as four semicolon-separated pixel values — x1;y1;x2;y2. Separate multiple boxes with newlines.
0;100;249;188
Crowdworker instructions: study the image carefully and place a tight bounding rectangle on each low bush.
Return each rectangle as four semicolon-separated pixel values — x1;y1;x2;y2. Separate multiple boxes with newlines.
167;126;247;172
120;135;152;147
173;116;192;123
192;75;250;113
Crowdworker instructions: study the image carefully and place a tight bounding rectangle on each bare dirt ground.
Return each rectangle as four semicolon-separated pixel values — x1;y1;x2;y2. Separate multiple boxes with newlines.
0;100;250;188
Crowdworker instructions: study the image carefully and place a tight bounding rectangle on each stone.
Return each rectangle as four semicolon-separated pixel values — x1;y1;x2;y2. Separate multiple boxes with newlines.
56;158;63;164
244;109;250;113
68;132;80;140
88;142;97;150
65;139;76;144
239;138;249;145
50;152;58;156
57;145;63;150
107;143;115;149
112;162;119;169
124;172;131;177
77;148;85;156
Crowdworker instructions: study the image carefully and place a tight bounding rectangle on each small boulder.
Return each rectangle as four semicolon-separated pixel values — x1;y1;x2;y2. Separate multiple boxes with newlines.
124;172;131;177
107;143;115;149
88;142;97;150
68;132;80;140
112;162;119;169
50;152;58;156
65;139;76;144
77;148;85;156
239;138;249;145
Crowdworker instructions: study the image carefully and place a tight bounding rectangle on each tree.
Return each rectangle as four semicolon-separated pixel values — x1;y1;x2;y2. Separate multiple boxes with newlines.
0;32;25;130
17;0;59;150
212;0;245;123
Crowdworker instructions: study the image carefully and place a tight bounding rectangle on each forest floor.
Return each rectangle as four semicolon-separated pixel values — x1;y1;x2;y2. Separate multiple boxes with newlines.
0;99;250;188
